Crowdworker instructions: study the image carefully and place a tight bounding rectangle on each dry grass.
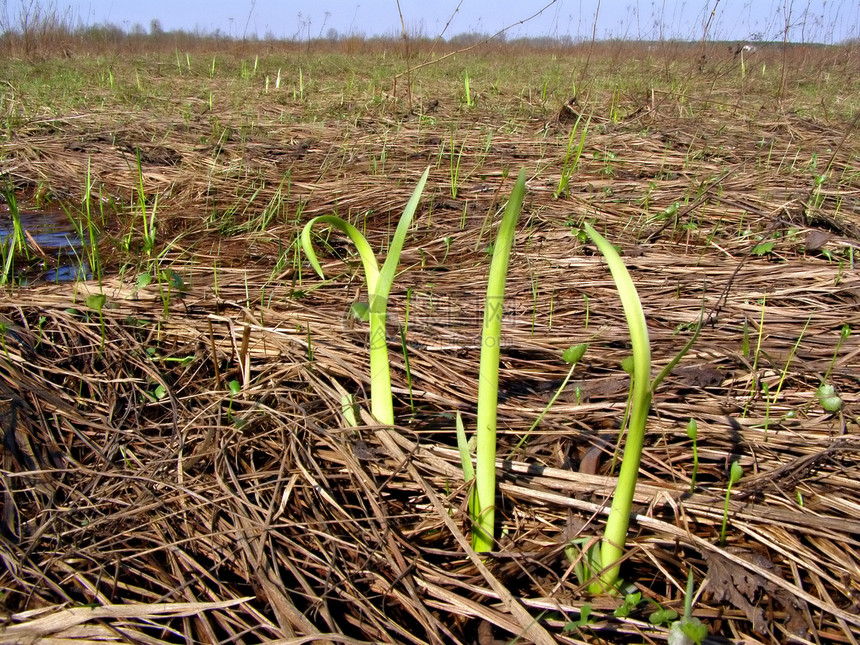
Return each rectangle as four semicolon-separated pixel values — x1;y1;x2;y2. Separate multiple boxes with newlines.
1;43;859;643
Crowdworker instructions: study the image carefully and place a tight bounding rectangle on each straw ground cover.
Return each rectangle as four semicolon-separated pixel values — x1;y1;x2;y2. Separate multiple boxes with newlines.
1;40;860;643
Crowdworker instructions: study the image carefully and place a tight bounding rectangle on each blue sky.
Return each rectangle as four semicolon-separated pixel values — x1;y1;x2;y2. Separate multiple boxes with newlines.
18;0;860;43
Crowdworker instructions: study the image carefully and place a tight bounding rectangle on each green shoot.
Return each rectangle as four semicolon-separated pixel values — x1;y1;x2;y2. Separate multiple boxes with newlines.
823;323;850;384
765;315;811;436
456;411;477;524
720;460;743;546
513;343;588;452
398;323;414;415
687;418;699;492
227;379;241;419
743;296;767;417
300;167;429;425
583;223;651;593
0;186;26;286
134;148;158;258
464;72;473;107
472;168;527;552
449;134;465;198
555;113;590;198
668;569;708;645
83;160;102;283
442;236;453;263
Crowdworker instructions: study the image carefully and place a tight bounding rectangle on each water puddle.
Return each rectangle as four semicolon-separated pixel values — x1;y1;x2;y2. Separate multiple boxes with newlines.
0;206;91;283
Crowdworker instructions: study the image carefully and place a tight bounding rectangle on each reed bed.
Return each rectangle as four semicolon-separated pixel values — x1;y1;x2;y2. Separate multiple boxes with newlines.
1;45;859;643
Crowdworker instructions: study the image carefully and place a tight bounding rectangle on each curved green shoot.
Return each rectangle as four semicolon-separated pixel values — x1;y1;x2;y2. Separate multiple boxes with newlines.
473;168;528;552
583;223;651;593
300;167;429;425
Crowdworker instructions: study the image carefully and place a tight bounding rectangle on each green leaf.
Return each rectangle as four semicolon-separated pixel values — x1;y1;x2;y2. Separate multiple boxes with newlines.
686;418;698;440
136;272;153;288
164;269;185;290
228;380;241;395
649;607;679;625
729;460;743;484
563;343;588;365
662;202;679;219
153;384;166;400
563;603;594;631
455;411;474;482
621;355;635;375
613;591;642;618
349;301;370;322
86;293;107;311
679;618;708;644
751;240;774;255
817;383;843;412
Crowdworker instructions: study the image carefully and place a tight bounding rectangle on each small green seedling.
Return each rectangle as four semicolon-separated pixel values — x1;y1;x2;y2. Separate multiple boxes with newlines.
463;72;473;108
562;603;595;633
555;113;590;198
442;236;453;263
687;418;699;492
301;167;429;425
720;460;743;545
227;379;241;418
513;343;588;451
817;323;849;414
613;591;643;618
35;316;47;348
86;293;108;350
649;605;679;626
668;569;708;645
751;239;775;256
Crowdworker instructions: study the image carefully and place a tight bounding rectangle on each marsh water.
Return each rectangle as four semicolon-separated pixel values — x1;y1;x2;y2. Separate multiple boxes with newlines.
0;206;90;282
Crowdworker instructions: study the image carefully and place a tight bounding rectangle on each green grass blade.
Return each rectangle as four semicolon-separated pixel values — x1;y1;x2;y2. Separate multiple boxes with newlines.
473;168;527;552
456;412;474;482
376;167;430;305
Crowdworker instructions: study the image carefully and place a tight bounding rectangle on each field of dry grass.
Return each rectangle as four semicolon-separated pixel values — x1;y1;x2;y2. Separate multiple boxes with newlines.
1;39;860;643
